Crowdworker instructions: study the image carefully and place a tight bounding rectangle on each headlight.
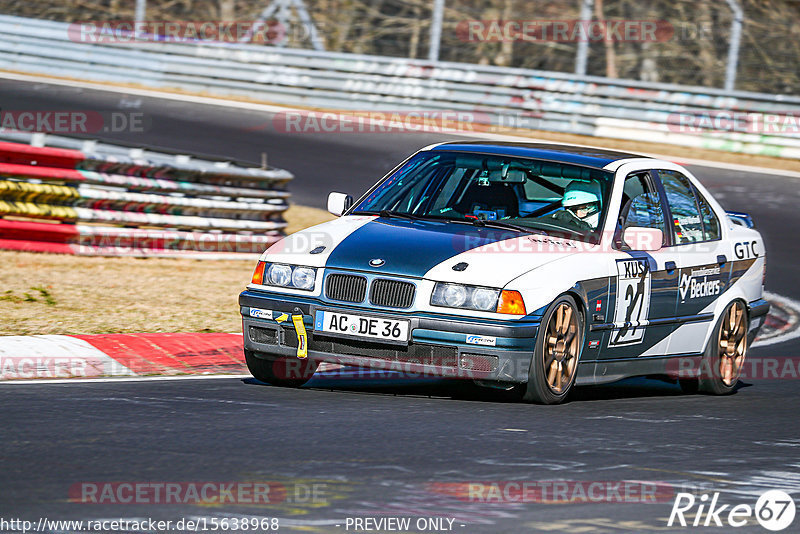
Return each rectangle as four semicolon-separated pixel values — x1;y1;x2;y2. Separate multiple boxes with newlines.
256;263;317;291
267;264;292;286
471;288;498;311
291;267;316;290
431;283;500;312
442;284;467;307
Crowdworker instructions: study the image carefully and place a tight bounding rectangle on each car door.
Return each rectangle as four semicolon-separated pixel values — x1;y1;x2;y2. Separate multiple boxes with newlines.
655;169;730;356
600;170;679;360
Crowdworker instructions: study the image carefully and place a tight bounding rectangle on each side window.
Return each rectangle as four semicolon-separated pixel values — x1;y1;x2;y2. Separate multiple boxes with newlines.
696;190;721;241
659;170;704;244
618;171;667;246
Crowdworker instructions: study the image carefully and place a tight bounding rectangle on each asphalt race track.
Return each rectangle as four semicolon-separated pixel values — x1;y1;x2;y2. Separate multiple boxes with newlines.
1;78;800;533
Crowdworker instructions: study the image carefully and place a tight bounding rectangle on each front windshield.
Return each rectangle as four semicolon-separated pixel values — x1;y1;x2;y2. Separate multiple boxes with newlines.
351;150;614;240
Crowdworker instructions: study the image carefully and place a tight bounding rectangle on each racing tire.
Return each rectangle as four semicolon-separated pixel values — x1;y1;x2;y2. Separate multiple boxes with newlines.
245;350;318;388
520;294;585;405
696;300;749;395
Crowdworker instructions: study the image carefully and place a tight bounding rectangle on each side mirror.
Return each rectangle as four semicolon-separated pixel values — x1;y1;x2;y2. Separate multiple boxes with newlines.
327;192;353;216
623;227;663;252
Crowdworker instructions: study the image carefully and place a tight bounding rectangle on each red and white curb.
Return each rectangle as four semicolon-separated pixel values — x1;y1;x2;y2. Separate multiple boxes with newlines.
0;333;247;381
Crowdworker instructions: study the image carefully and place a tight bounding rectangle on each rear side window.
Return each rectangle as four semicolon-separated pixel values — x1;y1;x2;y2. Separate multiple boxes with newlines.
658;170;704;244
696;190;721;241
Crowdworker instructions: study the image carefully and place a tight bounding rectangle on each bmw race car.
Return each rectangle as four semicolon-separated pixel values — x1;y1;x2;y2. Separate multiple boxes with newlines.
239;142;769;404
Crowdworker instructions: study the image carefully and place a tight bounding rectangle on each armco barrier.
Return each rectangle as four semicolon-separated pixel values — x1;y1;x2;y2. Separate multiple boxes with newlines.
0;15;799;159
0;132;292;258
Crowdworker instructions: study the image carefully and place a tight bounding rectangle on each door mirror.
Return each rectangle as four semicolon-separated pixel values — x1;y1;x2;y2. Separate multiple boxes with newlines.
327;192;353;216
623;227;663;252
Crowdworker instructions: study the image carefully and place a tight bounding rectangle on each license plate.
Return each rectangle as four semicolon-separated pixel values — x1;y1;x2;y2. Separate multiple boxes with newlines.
315;310;410;342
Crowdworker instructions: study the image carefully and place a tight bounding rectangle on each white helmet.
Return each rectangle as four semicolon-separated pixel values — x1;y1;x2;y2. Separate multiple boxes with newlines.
563;181;602;228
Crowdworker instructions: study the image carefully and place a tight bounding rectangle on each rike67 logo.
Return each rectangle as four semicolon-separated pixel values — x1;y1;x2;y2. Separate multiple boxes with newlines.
668;490;796;531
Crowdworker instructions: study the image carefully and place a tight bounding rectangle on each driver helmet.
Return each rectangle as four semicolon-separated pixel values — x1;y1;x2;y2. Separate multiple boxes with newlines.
563;181;602;228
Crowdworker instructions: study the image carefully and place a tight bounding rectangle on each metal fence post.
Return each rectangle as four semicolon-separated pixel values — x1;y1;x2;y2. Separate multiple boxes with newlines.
429;0;445;62
724;0;743;92
575;0;594;75
135;0;146;23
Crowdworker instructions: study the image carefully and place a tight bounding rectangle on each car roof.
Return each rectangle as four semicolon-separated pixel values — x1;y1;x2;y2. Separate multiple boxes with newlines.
429;141;651;169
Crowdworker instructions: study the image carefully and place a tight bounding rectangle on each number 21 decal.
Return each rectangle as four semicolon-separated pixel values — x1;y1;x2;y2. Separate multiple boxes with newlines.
609;258;652;347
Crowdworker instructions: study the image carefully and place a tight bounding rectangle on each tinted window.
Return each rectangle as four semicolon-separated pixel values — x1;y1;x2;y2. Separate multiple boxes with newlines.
659;170;704;244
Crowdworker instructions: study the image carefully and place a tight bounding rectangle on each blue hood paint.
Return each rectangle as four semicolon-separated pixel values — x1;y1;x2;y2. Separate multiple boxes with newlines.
325;218;520;278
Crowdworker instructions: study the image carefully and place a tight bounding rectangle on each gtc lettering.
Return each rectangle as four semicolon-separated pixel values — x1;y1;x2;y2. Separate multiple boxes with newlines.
734;240;758;260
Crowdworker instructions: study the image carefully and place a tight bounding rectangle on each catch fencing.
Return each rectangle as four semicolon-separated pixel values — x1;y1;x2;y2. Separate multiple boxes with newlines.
0;15;799;159
0;132;292;258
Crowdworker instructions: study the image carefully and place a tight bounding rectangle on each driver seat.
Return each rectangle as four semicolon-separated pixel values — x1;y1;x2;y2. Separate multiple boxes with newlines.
454;182;519;218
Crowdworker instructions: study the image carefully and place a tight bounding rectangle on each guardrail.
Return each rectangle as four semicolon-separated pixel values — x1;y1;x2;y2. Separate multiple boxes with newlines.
0;132;292;258
0;15;798;160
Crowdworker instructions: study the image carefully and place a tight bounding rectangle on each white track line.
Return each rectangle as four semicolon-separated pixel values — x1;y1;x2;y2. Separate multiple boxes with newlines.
753;291;800;347
1;70;798;179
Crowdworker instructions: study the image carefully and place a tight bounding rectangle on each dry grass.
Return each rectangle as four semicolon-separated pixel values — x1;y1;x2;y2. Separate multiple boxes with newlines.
0;251;253;335
0;204;335;335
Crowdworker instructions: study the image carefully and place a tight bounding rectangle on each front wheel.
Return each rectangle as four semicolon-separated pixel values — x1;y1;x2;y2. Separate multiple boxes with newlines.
697;300;748;395
520;295;585;404
245;350;318;387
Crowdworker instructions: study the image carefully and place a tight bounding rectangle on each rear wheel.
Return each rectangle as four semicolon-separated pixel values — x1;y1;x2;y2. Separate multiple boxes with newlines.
520;295;584;404
697;300;748;395
245;350;318;387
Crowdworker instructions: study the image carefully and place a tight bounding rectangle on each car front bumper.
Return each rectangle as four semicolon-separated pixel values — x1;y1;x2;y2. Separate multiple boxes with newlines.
239;289;540;383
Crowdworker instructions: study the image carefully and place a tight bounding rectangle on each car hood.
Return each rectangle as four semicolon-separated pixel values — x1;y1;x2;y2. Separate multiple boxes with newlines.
265;216;585;286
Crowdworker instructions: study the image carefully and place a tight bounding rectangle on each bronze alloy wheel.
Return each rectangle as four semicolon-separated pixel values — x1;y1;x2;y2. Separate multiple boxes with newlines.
718;300;748;387
544;301;580;394
511;294;585;404
689;299;749;395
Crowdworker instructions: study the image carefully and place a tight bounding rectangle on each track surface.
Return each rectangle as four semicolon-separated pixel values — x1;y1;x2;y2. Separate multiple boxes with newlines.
1;78;800;532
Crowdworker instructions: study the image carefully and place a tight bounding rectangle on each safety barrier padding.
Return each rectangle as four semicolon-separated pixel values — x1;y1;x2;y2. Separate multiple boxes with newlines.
0;133;293;258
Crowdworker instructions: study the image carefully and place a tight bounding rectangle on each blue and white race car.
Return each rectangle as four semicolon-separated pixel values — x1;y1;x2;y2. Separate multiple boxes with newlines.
239;142;769;404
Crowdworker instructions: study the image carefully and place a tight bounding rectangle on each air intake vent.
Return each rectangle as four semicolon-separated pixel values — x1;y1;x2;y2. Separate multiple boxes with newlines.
370;278;416;309
325;273;367;303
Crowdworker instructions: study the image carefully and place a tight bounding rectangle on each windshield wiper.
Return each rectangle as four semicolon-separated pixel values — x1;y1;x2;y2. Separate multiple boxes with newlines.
468;218;530;233
445;217;549;234
378;210;421;221
350;210;420;220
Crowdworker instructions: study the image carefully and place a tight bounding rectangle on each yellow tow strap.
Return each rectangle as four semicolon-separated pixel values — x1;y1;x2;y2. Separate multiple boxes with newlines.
291;313;308;359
